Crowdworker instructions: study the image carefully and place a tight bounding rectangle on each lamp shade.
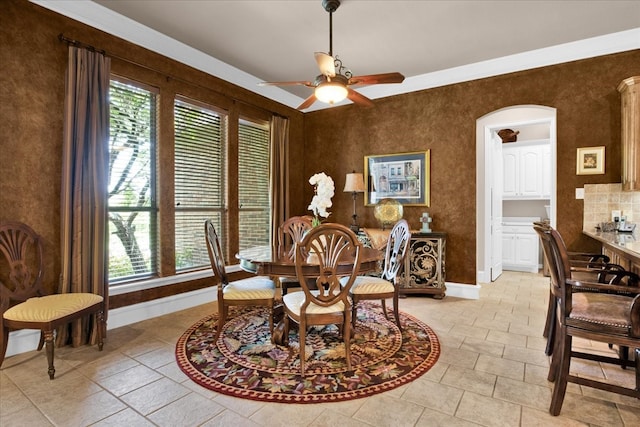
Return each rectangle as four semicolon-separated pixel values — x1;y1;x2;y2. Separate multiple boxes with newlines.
344;173;365;193
315;81;348;105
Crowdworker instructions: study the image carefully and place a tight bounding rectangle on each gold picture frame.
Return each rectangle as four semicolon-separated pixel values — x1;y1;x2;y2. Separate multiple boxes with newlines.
576;146;605;175
364;150;430;206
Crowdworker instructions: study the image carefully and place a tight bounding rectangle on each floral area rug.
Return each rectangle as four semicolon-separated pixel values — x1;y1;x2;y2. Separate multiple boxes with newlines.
175;301;440;404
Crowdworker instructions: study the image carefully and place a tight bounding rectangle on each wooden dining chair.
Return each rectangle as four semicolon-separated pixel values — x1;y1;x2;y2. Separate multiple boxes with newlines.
0;221;105;379
282;223;362;375
536;224;640;416
341;219;410;330
276;215;313;296
204;220;276;345
534;222;634;356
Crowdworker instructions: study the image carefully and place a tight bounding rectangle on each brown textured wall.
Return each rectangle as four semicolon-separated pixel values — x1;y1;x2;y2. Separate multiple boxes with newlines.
303;51;640;284
2;0;640;294
0;0;305;297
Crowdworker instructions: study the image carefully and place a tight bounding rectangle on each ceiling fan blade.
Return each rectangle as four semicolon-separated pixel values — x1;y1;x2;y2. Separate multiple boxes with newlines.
258;80;314;87
348;72;405;86
314;52;336;77
347;88;374;107
297;94;318;110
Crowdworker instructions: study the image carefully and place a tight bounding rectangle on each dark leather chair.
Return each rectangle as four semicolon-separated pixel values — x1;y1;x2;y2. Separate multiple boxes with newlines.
0;221;105;379
535;224;640;416
533;221;626;356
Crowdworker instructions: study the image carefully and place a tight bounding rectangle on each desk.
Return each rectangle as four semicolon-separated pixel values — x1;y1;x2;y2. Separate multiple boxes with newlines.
236;245;383;278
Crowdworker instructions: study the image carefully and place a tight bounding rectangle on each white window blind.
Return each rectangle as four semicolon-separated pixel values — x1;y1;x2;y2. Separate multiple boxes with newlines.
174;98;227;270
238;119;271;251
108;79;158;282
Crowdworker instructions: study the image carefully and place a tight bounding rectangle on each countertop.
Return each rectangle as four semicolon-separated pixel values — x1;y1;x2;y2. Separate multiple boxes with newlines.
583;229;640;260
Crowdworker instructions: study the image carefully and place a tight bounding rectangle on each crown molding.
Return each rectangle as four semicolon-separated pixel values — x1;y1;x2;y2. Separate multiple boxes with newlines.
34;1;640;112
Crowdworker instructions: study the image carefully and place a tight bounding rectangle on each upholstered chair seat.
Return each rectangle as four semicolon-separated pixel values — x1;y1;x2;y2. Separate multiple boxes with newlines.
568;292;635;335
282;290;348;315
222;278;275;300
4;294;103;323
349;276;395;295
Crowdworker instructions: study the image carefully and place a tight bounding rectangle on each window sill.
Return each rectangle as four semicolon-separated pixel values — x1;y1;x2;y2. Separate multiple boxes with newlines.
109;264;242;296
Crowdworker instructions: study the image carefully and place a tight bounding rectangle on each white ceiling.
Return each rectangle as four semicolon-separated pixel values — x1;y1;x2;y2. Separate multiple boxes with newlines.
36;0;640;112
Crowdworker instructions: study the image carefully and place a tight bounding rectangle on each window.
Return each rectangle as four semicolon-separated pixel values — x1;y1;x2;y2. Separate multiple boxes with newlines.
108;84;271;283
108;79;158;282
174;97;227;271
238;119;271;250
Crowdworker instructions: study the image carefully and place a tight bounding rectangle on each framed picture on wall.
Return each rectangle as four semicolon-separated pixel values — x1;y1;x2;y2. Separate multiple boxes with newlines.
364;150;430;206
576;146;605;175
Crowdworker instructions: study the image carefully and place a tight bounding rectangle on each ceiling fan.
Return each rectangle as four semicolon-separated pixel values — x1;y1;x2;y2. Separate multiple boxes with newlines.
258;0;405;110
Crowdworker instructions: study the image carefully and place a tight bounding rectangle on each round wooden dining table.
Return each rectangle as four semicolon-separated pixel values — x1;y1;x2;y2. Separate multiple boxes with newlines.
236;244;383;278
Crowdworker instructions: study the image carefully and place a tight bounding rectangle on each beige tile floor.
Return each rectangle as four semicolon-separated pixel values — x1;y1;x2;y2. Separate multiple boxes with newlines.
2;271;640;426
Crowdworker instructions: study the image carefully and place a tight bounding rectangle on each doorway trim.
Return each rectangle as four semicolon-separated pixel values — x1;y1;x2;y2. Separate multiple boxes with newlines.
476;105;557;283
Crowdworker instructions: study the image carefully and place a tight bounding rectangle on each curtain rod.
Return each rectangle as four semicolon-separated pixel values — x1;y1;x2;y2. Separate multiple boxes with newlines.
58;34;289;119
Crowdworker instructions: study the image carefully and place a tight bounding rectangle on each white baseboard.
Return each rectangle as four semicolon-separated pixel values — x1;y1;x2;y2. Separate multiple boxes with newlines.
5;281;480;358
5;287;215;358
477;269;490;284
446;281;481;300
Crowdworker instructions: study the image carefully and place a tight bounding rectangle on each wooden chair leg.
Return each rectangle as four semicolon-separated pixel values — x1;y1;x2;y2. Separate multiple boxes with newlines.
299;320;306;376
283;315;290;346
344;311;352;371
44;329;55;380
0;327;9;367
635;348;640;388
381;299;389;320
97;311;105;351
351;300;358;329
549;331;571;415
547;315;562;383
37;330;45;351
392;294;401;331
214;303;226;344
545;297;557;356
543;288;554;339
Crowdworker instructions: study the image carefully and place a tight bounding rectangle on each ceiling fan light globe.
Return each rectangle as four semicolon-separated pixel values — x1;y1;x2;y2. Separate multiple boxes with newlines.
315;82;348;105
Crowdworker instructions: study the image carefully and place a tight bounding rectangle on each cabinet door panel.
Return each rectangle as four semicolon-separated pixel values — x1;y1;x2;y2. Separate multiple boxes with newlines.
502;233;516;264
515;233;538;265
541;145;551;197
502;151;519;197
519;147;542;197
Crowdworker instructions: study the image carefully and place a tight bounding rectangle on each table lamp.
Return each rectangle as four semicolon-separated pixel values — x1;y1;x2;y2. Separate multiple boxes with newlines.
344;172;365;232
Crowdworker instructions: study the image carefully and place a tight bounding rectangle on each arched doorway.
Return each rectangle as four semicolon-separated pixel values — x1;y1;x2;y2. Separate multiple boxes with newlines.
476;105;557;283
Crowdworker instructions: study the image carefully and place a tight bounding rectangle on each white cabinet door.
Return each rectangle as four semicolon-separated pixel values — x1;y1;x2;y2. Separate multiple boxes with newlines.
519;146;542;197
502;150;519;197
502;225;539;273
502;142;549;199
515;233;538;267
502;232;517;266
541;144;551;198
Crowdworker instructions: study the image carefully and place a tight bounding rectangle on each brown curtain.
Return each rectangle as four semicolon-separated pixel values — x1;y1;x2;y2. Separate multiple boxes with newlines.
269;116;290;248
58;46;110;347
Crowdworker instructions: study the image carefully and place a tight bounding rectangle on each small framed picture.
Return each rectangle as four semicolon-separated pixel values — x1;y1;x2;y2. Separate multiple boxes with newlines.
576;146;605;175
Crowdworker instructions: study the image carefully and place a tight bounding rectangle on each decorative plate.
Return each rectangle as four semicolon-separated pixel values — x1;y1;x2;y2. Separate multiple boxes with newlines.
374;198;403;229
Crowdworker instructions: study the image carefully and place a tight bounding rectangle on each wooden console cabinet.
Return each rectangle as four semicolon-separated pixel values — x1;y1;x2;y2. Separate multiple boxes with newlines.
399;232;446;298
358;230;446;298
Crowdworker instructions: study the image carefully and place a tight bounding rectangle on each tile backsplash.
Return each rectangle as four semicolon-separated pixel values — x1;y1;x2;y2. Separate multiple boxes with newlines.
583;183;640;231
